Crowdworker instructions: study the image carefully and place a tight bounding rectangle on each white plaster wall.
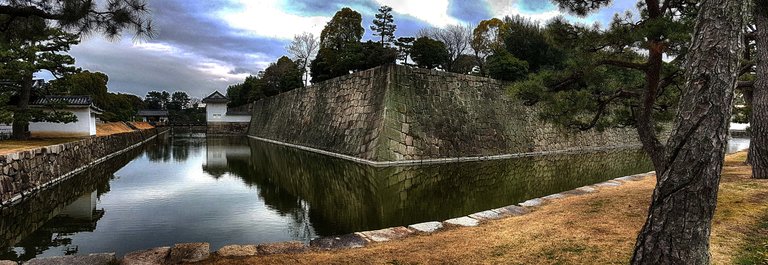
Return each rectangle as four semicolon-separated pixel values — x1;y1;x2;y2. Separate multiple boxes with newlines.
29;107;94;137
90;112;97;135
206;102;251;123
206;103;227;121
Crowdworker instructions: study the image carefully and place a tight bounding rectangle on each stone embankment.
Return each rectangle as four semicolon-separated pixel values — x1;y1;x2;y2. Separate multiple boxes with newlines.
0;171;655;265
248;64;646;164
0;127;169;206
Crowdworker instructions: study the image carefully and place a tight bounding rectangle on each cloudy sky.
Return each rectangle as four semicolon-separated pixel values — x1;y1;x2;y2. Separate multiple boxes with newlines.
60;0;638;99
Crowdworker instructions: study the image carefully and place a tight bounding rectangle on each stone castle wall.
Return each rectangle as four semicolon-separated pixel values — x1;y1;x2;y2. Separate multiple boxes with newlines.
0;127;168;205
249;66;389;159
207;122;250;136
248;64;642;162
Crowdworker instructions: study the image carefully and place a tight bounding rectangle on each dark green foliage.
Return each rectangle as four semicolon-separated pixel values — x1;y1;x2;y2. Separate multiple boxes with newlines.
411;37;450;69
49;71;144;121
262;56;304;95
310;48;345;83
0;15;81;138
394;37;415;64
144;91;169;110
99;93;144;122
451;54;480;75
310;41;397;83
358;41;398;70
550;0;612;16
169;107;205;125
166;91;190;110
508;9;689;133
227;57;305;106
371;5;396;46
49;71;110;104
501;15;564;72
0;0;154;39
486;51;528;81
228;75;268;107
320;7;364;50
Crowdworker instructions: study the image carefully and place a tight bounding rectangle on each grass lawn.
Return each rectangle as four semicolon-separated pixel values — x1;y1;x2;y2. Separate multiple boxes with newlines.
199;151;768;265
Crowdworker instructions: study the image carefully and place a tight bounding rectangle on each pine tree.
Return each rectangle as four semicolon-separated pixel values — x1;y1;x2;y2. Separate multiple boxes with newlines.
514;0;746;262
0;16;80;139
370;5;396;46
749;0;768;179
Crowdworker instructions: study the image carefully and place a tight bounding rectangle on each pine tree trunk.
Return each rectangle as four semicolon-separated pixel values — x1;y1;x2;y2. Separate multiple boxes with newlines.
631;0;746;263
752;0;768;179
743;88;754;165
11;75;33;140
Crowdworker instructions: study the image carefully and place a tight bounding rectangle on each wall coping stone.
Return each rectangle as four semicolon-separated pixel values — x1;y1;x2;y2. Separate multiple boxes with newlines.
248;135;644;167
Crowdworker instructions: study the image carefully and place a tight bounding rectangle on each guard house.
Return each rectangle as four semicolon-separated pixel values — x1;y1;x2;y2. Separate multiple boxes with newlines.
137;110;169;125
29;95;103;137
202;91;251;135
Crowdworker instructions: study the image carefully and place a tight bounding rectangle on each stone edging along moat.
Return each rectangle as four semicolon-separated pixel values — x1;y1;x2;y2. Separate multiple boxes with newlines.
0;127;170;207
5;170;656;265
248;135;645;167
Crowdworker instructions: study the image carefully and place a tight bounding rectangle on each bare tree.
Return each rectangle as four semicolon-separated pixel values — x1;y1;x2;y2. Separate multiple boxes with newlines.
417;24;472;72
287;32;320;86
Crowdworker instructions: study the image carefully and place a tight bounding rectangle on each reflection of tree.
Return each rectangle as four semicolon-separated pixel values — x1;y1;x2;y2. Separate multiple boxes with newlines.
145;135;172;162
240;137;653;236
0;142;145;262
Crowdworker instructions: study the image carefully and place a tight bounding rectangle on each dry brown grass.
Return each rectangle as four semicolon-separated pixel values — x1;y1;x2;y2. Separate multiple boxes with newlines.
96;122;135;136
197;151;768;265
0;138;80;155
129;121;155;130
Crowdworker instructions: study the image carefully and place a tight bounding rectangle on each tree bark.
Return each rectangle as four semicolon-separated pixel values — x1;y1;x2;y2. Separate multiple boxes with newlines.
631;0;746;263
11;75;33;140
752;0;768;179
636;42;668;173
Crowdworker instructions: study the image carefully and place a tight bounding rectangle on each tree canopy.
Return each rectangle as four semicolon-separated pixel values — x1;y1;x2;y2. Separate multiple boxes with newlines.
371;5;396;46
311;7;397;83
320;7;363;50
411;37;450;70
0;0;154;39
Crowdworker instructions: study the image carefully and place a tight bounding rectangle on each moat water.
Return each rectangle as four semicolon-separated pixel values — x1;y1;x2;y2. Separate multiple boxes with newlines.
0;135;749;261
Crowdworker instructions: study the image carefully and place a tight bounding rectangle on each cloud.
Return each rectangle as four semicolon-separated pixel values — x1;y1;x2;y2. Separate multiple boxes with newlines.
486;0;563;23
375;0;461;27
55;0;637;101
220;0;331;39
69;38;253;99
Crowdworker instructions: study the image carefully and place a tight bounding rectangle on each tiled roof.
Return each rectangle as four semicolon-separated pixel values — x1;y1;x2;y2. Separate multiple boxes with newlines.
31;95;93;106
137;110;169;117
202;91;229;103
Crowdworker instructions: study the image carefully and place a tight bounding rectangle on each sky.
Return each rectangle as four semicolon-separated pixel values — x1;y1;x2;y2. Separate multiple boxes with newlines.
56;0;639;99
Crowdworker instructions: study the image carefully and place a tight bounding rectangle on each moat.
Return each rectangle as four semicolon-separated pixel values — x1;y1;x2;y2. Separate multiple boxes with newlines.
0;135;748;261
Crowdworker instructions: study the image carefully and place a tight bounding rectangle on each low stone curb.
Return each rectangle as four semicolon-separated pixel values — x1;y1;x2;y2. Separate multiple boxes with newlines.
3;171;656;264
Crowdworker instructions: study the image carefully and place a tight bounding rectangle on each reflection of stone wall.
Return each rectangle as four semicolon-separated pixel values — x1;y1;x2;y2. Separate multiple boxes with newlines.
238;138;652;236
248;64;642;162
0;144;144;257
0;127;168;205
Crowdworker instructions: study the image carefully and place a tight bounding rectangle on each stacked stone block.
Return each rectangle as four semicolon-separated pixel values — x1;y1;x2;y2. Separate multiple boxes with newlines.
248;64;645;162
0;127;168;205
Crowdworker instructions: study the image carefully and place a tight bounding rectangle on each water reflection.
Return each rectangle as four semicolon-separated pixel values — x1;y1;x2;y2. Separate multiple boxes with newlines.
237;138;653;235
1;135;664;261
0;146;138;261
